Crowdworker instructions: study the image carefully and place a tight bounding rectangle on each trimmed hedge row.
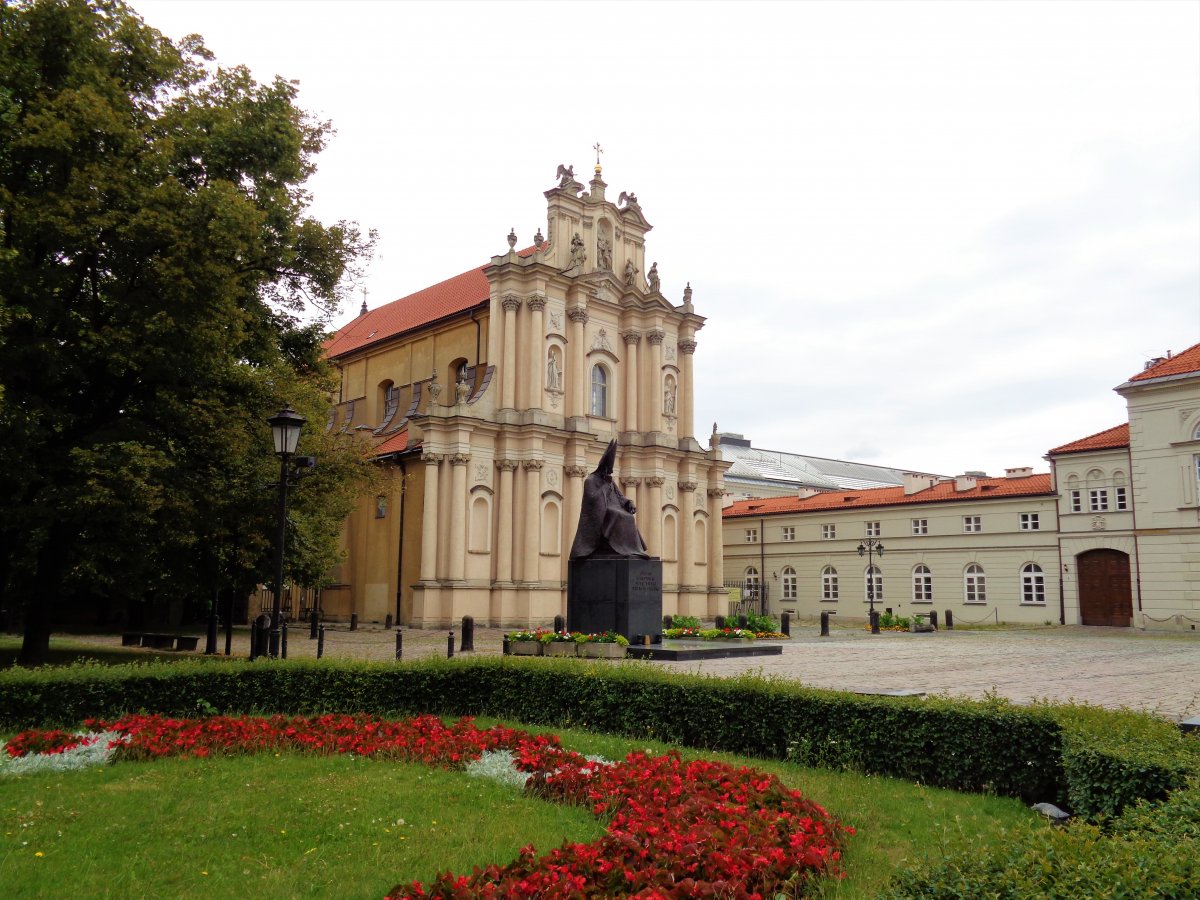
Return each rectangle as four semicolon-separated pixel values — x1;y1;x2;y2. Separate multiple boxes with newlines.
1;656;1195;818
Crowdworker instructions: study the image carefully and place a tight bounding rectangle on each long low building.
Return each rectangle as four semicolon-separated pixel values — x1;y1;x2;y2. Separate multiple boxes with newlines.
724;346;1200;631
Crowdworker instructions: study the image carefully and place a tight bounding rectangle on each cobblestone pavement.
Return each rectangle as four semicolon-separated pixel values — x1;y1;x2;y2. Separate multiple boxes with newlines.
63;623;1200;721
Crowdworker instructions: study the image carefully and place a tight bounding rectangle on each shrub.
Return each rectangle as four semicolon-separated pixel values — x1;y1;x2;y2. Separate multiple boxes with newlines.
743;612;777;634
670;615;701;629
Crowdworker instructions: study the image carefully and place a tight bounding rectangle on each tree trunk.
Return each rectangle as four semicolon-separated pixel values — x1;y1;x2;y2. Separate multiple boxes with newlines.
17;522;71;666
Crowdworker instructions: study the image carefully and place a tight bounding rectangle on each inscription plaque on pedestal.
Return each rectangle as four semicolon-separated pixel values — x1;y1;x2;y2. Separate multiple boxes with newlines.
568;556;663;643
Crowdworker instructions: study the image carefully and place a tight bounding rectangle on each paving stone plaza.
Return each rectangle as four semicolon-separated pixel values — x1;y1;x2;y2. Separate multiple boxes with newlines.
74;624;1200;722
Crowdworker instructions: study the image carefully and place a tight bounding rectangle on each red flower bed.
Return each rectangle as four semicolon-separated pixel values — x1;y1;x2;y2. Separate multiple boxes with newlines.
6;714;853;897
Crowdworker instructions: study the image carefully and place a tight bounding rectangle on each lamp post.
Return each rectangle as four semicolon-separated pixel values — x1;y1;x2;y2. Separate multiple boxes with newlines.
857;539;885;634
268;406;305;658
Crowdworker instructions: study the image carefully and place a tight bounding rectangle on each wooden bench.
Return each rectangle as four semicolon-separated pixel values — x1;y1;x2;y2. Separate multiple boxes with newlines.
121;632;200;651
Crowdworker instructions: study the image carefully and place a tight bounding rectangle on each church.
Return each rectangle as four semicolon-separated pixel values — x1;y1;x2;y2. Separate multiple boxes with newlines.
320;162;730;628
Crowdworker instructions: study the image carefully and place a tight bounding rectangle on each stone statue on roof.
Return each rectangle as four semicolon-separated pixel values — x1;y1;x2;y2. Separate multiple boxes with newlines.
556;163;575;187
647;262;659;293
569;440;649;560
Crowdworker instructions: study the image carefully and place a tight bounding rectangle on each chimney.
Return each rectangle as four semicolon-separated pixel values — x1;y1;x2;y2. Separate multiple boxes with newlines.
903;472;937;495
1005;466;1033;479
797;487;821;499
955;474;977;492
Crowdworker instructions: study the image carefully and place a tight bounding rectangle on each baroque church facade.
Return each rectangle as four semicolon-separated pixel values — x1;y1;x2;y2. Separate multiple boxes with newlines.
321;164;730;628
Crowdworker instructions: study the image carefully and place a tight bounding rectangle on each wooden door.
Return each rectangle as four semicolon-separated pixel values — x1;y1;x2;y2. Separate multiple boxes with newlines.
1077;549;1132;627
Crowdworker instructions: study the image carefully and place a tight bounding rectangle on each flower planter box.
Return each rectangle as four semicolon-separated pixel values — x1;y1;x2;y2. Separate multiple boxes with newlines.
579;643;627;659
510;640;542;656
910;623;936;633
543;642;578;657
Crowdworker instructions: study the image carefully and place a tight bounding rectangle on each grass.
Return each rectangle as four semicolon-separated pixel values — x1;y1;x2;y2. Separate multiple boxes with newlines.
0;635;235;668
1;718;1041;899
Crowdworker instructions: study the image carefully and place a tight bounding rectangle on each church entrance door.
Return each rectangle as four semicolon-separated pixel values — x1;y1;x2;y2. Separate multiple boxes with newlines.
1077;549;1132;627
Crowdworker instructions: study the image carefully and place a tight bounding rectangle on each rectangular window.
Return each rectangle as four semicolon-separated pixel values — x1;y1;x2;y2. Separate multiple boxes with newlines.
745;528;758;543
1115;487;1128;511
821;524;836;539
962;515;981;533
781;526;795;542
865;521;880;537
911;518;928;535
822;571;839;601
1089;489;1109;512
782;573;797;600
1020;513;1040;531
912;573;933;602
1069;490;1082;513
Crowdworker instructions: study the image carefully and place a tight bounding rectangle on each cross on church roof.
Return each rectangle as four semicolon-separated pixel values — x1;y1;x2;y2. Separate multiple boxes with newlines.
593;142;603;173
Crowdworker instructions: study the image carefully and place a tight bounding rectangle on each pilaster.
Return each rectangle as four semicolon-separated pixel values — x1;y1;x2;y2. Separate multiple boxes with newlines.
447;453;470;582
500;294;520;409
419;453;442;581
679;338;697;440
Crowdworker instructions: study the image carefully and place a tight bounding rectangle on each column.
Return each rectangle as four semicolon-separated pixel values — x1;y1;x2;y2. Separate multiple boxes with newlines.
419;452;442;581
448;453;470;581
646;330;665;433
500;294;520;409
705;487;724;619
495;459;518;583
621;330;640;432
621;477;642;537
526;293;546;410
522;459;543;584
567;306;588;417
646;476;664;558
679;338;697;440
678;481;697;588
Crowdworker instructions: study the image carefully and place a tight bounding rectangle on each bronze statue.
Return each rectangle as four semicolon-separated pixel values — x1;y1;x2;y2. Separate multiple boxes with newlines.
569;440;649;559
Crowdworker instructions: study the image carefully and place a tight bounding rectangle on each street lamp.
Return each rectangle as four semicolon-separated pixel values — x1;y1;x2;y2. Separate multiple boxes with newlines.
857;539;885;634
268;406;305;658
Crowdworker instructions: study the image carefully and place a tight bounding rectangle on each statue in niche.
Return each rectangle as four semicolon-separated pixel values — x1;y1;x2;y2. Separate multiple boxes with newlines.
569;440;649;560
623;258;638;287
647;261;659;293
664;381;677;416
546;347;563;392
568;232;586;270
556;163;575;187
597;234;612;271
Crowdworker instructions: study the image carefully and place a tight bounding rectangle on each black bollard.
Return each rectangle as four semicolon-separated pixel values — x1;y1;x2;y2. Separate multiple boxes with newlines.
350;613;358;632
447;630;455;658
255;616;270;659
870;610;881;635
317;625;325;659
460;616;474;652
663;615;673;629
281;621;288;659
395;629;403;660
929;610;938;630
309;609;319;640
820;611;830;637
553;614;565;633
738;614;748;630
781;612;791;637
502;635;510;656
715;615;726;629
249;622;258;660
945;610;954;630
385;613;393;630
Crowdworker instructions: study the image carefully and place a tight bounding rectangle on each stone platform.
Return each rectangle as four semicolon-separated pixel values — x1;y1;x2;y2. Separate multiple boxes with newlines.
626;639;785;662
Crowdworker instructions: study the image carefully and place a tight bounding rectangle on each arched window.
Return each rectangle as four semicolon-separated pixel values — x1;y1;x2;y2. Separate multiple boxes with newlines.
821;566;839;601
378;379;397;429
865;566;883;603
912;565;933;602
744;567;760;603
781;566;797;600
590;364;608;417
964;564;986;603
1021;563;1045;604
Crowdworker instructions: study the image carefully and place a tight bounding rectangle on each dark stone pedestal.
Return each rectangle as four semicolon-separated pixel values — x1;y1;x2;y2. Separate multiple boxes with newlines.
568;556;663;643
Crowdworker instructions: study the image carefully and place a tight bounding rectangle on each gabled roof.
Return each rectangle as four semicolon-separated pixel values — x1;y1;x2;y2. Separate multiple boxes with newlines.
1047;424;1129;456
722;473;1054;519
324;247;539;360
720;442;910;491
1127;343;1200;383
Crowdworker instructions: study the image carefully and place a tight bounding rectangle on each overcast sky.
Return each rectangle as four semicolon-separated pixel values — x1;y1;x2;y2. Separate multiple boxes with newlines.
135;0;1199;478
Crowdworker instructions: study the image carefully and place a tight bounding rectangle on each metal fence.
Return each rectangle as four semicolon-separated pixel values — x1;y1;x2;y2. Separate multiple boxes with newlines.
722;577;768;618
253;585;321;623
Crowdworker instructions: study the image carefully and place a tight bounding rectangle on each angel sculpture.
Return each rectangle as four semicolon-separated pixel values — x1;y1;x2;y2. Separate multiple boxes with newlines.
618;191;639;207
556;163;575;187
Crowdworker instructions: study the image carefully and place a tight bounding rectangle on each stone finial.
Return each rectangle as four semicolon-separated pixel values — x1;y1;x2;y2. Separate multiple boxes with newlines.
507;228;517;250
682;282;693;309
426;370;442;411
533;228;544;249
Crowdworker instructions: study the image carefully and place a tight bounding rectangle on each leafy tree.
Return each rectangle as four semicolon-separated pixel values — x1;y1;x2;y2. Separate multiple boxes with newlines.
0;0;376;663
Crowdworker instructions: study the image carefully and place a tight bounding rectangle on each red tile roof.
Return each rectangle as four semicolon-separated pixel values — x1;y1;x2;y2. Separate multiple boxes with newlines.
371;428;417;458
1047;423;1129;456
722;473;1053;519
1127;342;1200;383
324;246;542;360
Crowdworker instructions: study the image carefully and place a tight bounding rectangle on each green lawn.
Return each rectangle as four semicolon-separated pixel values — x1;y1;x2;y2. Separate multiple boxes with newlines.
1;719;1040;898
0;635;233;668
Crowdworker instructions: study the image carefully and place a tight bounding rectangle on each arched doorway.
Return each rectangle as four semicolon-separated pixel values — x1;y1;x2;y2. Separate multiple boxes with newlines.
1077;549;1132;627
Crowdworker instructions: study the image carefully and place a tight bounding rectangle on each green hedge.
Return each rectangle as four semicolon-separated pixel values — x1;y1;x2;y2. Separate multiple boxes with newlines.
1;656;1195;819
